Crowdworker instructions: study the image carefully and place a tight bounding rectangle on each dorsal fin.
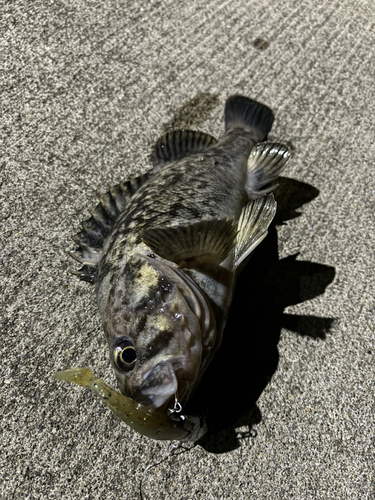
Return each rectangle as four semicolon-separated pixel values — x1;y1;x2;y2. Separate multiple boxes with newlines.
69;172;151;283
152;129;217;167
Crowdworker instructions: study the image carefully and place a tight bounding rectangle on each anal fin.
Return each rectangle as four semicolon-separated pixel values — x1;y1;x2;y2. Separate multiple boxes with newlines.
152;129;217;167
142;219;237;269
234;194;277;271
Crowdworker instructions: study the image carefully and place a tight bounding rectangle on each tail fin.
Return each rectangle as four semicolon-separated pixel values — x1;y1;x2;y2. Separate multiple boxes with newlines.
225;95;274;142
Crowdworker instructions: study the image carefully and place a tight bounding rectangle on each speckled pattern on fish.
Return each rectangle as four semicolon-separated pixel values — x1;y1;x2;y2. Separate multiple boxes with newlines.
60;95;291;440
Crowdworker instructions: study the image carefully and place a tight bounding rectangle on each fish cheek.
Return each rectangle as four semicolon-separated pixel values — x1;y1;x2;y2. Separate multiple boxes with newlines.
139;325;175;363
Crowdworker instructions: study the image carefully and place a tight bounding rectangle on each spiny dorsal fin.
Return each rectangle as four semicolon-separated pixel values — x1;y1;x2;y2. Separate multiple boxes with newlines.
152;129;217;167
234;194;277;272
246;142;290;198
69;171;151;283
142;219;237;269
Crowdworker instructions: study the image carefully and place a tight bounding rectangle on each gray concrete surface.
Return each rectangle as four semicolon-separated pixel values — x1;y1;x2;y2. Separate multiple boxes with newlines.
1;0;374;498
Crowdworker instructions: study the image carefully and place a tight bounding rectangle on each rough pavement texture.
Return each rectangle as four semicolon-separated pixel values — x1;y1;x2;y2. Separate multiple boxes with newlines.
1;0;374;498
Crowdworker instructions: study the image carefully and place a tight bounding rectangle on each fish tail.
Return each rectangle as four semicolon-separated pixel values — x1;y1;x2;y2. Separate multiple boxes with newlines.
224;95;274;142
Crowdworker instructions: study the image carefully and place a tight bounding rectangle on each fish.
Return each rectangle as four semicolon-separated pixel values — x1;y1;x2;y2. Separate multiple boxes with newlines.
55;95;290;441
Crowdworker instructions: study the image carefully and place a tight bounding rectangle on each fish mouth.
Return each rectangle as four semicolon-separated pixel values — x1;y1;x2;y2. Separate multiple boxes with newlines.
130;361;179;408
128;359;192;410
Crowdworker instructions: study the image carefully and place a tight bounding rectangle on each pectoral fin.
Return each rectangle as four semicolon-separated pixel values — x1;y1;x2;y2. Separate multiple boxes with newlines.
234;194;277;271
142;219;237;268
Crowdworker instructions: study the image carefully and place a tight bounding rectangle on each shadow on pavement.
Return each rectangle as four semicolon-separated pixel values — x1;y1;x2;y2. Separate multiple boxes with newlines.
162;92;220;132
186;177;336;453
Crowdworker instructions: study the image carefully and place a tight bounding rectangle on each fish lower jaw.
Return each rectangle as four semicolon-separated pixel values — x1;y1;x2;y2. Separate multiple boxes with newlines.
130;392;171;409
130;360;195;410
130;361;178;409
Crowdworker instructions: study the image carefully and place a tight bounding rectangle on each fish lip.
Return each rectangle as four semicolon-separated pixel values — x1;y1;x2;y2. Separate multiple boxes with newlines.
129;390;157;407
130;375;191;409
137;360;180;409
127;357;188;409
141;356;182;381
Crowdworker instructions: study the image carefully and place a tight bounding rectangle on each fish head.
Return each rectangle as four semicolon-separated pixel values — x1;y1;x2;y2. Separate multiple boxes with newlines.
106;253;216;410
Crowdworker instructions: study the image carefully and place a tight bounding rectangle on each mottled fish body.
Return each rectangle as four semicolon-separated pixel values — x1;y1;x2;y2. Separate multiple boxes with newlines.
57;96;290;440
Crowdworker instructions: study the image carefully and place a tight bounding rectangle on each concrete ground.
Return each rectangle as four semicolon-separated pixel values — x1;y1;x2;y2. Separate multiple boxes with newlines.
1;0;374;498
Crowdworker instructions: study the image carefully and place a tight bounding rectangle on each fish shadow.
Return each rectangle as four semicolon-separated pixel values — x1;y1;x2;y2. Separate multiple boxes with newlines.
162;92;220;132
185;177;336;453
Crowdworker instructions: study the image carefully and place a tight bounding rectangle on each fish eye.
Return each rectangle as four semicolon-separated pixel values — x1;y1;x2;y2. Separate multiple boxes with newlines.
113;338;137;372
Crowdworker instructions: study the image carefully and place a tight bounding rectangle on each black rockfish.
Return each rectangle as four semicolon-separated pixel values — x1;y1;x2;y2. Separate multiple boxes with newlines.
54;96;290;441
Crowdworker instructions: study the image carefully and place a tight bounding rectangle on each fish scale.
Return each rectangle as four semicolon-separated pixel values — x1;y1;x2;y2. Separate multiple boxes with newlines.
56;95;291;441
